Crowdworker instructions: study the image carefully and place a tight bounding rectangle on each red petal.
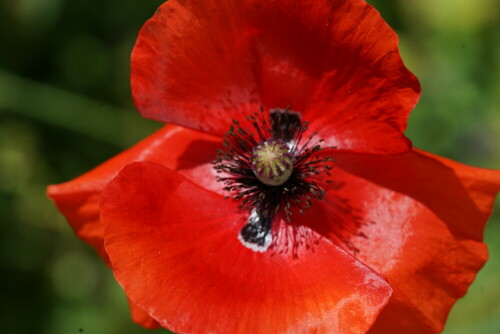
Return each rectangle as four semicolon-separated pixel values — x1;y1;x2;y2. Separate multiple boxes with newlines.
131;0;419;154
127;298;161;329
252;0;420;154
47;125;221;328
47;125;221;258
131;0;261;136
101;161;393;334
306;149;500;333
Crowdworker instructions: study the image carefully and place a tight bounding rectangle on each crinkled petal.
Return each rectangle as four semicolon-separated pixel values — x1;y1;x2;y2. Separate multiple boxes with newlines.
47;125;221;328
131;0;419;154
302;149;500;333
101;161;393;334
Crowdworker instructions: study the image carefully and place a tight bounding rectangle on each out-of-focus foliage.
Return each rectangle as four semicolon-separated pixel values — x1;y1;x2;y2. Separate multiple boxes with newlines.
0;0;498;333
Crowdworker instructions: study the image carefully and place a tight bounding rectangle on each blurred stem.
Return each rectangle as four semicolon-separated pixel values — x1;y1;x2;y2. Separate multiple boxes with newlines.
0;69;160;147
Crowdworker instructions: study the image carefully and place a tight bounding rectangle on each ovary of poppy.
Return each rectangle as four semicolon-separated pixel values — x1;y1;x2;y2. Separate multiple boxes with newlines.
47;0;500;333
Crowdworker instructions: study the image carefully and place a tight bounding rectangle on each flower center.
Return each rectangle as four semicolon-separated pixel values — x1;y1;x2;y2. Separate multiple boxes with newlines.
213;108;333;252
251;139;293;186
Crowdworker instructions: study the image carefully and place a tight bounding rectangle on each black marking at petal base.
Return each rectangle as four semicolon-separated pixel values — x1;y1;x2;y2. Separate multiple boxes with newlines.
270;108;302;143
238;210;273;252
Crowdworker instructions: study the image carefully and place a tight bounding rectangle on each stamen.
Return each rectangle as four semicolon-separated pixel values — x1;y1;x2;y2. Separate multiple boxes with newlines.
212;107;334;252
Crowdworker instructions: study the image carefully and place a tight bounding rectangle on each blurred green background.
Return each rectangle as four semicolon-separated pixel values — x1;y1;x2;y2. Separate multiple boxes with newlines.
0;0;498;333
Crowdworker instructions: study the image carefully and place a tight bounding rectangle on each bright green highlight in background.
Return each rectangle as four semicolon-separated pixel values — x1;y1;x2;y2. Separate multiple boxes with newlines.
0;0;499;333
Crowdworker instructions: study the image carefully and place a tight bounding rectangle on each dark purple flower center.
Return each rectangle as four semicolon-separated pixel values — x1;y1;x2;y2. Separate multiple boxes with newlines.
213;108;333;251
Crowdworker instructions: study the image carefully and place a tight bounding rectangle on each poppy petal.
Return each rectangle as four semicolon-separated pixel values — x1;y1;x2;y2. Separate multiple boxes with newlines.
47;125;221;328
127;298;161;329
131;0;419;154
47;125;221;258
251;0;420;154
303;149;500;333
101;161;393;334
131;0;261;136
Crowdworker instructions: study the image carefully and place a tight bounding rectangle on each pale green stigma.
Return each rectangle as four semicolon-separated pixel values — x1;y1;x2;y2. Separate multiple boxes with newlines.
250;139;293;186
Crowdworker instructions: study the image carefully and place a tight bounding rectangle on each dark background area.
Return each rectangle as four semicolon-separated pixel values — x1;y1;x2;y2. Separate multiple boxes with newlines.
0;0;498;333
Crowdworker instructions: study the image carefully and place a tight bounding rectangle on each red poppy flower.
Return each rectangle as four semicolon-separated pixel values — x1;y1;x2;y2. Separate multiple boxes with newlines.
47;0;500;333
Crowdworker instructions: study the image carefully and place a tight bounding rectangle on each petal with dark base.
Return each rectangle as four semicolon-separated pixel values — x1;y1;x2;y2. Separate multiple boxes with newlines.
101;161;393;334
132;0;419;154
